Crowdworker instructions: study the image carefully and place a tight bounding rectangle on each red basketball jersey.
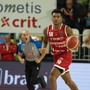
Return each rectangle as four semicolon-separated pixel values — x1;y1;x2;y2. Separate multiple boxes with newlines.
48;24;68;55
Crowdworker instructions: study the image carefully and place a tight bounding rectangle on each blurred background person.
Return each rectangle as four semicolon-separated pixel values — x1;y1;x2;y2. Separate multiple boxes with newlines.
84;10;90;29
82;30;90;59
18;33;42;54
83;33;90;45
0;34;17;61
61;0;81;33
18;30;46;90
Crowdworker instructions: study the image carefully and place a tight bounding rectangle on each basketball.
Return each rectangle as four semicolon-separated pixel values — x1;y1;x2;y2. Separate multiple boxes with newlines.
66;36;80;50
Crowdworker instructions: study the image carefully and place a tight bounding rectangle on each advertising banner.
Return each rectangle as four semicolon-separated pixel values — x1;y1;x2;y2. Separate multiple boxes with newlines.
0;0;56;37
0;61;90;90
0;61;53;90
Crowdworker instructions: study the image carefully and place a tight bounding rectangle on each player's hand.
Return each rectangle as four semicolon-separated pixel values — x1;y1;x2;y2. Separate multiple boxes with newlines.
34;58;41;63
39;48;47;55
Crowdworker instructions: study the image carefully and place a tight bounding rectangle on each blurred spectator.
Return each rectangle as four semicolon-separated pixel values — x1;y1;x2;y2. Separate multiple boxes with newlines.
84;10;90;29
82;31;90;58
76;2;86;33
61;0;81;33
0;34;17;61
88;0;90;10
82;31;90;48
84;35;90;45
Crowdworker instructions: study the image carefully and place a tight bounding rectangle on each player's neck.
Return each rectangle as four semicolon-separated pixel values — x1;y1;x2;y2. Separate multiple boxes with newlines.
53;23;62;30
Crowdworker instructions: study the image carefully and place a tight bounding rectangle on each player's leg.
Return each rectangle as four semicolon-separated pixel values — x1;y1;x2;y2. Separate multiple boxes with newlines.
49;67;62;90
61;71;78;90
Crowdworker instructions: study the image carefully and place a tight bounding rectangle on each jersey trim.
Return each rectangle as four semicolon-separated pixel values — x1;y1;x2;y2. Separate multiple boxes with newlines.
65;25;68;37
54;64;69;76
54;64;65;71
61;69;69;76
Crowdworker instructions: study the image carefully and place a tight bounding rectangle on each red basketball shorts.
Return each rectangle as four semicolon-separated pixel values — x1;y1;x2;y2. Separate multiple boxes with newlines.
53;50;72;75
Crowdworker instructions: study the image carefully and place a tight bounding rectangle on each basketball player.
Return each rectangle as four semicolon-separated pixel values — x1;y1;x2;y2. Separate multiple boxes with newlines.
18;30;47;90
42;9;79;90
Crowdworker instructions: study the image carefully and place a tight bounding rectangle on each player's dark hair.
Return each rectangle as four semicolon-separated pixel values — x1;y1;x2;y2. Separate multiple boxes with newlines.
51;9;62;16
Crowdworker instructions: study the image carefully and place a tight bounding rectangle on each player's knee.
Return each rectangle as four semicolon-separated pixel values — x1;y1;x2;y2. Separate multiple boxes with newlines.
65;80;72;86
65;80;78;90
49;73;56;81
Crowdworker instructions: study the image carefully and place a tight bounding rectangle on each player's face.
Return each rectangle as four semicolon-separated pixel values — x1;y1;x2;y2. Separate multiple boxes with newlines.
52;13;62;25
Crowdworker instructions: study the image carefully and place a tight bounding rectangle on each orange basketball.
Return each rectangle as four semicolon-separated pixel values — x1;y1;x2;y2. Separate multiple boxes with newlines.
66;36;80;50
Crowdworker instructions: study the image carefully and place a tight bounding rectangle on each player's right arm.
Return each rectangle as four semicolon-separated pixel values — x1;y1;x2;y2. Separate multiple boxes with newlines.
43;27;48;48
36;27;48;61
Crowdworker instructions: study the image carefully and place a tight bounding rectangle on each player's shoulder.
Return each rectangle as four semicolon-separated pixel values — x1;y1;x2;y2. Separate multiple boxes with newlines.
43;24;52;31
44;27;48;31
66;25;74;36
43;27;48;34
65;24;72;30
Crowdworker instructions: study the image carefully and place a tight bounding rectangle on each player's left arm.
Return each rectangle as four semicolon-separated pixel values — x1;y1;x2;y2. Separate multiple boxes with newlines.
66;26;80;47
66;26;74;37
